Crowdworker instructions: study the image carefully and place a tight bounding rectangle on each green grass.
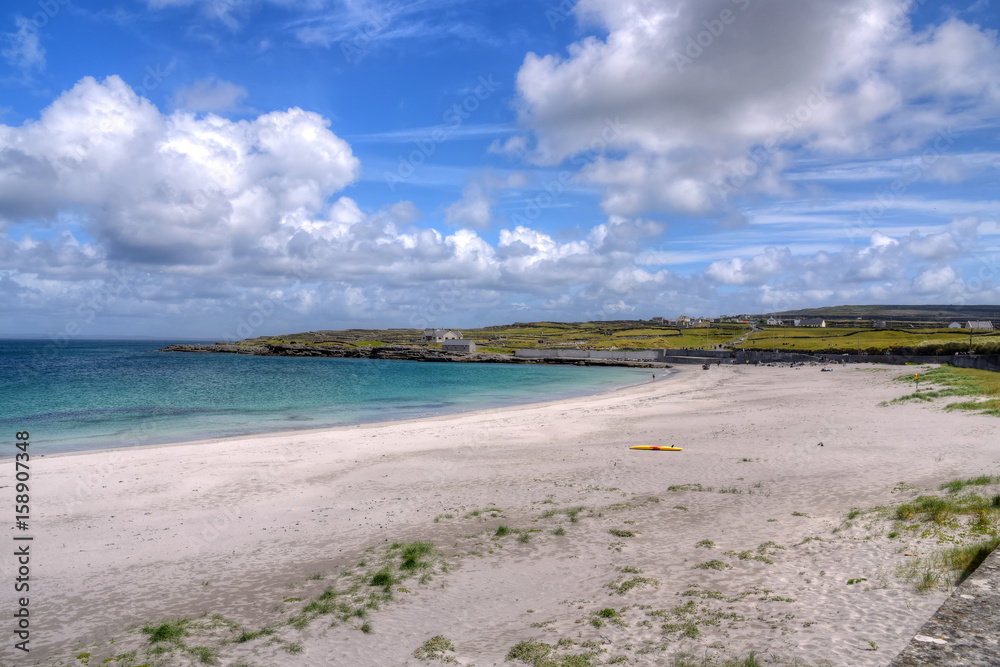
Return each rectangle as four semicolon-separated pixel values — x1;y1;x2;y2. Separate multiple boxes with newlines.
370;567;394;588
941;537;1000;584
506;641;554;665
234;627;275;643
188;646;217;665
400;541;434;570
142;620;188;643
893;366;1000;415
894;493;999;523
695;539;715;549
495;525;512;536
941;475;1000;493
248;321;749;354
745;327;1000;354
505;640;595;667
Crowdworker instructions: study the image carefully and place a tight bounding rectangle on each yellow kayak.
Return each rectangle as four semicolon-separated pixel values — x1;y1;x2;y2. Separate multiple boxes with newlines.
629;445;683;451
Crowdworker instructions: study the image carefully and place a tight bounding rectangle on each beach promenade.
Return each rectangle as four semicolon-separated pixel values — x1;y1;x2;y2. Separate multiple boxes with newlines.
27;364;1000;666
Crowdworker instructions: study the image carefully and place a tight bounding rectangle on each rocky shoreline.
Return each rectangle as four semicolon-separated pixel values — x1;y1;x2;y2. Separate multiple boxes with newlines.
159;343;668;368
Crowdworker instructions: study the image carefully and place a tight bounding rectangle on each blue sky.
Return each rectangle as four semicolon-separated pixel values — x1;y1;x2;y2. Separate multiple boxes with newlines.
2;0;999;338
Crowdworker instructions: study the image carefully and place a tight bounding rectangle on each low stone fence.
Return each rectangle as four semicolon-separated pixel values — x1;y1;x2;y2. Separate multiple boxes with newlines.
513;349;662;362
889;545;1000;665
951;355;1000;373
512;348;1000;370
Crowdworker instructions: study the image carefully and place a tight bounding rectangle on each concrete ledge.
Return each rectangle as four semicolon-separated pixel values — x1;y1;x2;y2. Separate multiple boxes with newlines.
889;545;1000;666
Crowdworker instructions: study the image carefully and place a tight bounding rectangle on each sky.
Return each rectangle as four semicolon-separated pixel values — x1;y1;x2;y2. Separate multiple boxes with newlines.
1;0;999;338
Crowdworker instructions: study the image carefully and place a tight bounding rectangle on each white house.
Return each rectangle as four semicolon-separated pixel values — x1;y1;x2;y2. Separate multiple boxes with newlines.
799;318;826;327
948;321;962;328
442;339;476;353
968;321;994;330
766;317;784;326
423;329;463;343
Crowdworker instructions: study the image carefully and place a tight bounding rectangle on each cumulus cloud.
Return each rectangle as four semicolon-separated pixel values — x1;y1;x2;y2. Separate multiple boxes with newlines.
513;0;1000;215
171;77;250;113
0;76;359;263
3;16;45;72
2;76;995;335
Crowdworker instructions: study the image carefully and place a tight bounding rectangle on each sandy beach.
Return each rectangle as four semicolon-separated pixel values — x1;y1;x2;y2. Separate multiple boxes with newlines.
23;363;1000;666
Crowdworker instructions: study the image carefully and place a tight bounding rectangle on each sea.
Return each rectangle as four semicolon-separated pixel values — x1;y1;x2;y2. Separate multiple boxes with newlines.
0;339;651;456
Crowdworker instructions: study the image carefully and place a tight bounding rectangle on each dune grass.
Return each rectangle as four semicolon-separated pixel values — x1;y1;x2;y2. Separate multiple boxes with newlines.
893;366;1000;415
941;475;1000;493
414;635;457;663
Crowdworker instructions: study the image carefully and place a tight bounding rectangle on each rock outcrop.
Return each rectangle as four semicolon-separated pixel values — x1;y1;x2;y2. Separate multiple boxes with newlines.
159;343;667;368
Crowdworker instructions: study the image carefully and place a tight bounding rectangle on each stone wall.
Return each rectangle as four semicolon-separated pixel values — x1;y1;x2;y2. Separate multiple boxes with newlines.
512;348;1000;371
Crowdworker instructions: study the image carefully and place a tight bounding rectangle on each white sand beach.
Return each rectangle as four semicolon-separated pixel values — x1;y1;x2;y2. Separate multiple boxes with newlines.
27;363;1000;666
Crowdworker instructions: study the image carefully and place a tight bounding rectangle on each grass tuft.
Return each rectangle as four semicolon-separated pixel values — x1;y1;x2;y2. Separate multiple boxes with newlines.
142;620;188;643
414;635;457;663
941;475;1000;493
234;627;275;643
400;541;434;570
609;576;659;595
694;560;731;571
608;528;635;538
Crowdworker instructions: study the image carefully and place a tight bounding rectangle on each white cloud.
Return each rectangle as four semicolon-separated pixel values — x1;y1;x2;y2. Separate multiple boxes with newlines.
443;172;528;229
513;0;1000;215
489;135;530;158
912;266;960;294
706;247;792;286
444;184;494;229
171;77;249;113
3;16;45;72
0;75;359;264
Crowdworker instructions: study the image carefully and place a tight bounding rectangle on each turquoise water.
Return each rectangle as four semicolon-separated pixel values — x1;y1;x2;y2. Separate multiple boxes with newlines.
0;340;650;455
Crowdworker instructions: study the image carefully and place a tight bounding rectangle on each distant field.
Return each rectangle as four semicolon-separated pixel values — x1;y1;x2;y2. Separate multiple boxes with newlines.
743;327;999;354
235;320;999;355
